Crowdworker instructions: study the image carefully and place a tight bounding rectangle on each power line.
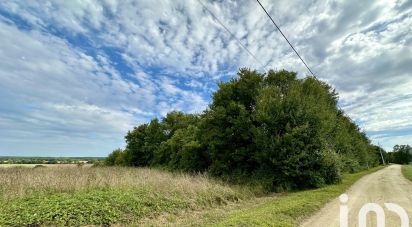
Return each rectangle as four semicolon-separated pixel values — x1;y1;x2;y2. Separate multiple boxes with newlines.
255;0;316;77
197;0;267;71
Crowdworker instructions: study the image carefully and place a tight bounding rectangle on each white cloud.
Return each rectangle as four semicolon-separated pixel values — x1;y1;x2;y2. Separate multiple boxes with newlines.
0;0;411;154
0;19;207;156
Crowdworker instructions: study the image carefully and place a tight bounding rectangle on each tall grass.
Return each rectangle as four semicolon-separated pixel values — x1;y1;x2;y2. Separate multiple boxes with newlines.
402;165;412;182
0;166;254;201
0;166;257;225
214;166;385;227
0;165;385;226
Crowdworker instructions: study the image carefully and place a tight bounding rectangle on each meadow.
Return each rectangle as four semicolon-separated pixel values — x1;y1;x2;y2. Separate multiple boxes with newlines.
0;164;91;168
0;165;255;226
0;164;384;226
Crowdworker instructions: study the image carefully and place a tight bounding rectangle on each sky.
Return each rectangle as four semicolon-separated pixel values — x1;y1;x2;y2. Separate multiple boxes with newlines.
0;0;411;157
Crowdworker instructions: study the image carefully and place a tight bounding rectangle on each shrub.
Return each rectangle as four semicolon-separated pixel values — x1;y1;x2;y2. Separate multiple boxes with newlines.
106;68;381;191
105;148;127;166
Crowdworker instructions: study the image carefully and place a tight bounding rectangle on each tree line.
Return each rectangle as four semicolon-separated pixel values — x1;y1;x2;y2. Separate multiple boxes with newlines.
106;69;383;190
386;145;412;164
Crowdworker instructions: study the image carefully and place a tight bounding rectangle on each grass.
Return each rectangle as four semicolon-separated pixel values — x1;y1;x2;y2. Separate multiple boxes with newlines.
0;164;90;168
211;166;385;227
0;166;255;226
153;165;385;226
402;165;412;182
0;165;385;226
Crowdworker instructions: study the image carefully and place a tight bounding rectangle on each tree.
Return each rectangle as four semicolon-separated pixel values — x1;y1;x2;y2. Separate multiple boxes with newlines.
105;68;382;191
199;69;262;178
125;119;167;166
154;125;208;171
162;111;199;138
254;75;341;189
105;148;126;166
389;145;412;164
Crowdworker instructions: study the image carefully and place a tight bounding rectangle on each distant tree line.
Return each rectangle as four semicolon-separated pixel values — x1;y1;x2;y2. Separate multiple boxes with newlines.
106;69;383;190
386;145;412;164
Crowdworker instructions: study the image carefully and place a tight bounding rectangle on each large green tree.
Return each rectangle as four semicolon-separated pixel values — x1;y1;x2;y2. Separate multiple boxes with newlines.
125;119;167;166
106;68;382;190
199;69;262;178
388;145;412;164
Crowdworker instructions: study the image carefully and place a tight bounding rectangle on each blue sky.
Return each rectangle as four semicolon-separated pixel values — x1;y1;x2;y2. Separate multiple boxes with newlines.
0;0;411;157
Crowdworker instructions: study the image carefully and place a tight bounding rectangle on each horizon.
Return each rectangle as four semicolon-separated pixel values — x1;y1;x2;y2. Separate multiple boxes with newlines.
0;0;411;156
0;156;105;158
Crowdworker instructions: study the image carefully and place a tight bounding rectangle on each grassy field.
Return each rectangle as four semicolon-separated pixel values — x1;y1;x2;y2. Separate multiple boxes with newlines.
0;164;92;168
0;165;384;226
0;166;256;226
212;166;384;226
147;166;385;226
402;165;412;182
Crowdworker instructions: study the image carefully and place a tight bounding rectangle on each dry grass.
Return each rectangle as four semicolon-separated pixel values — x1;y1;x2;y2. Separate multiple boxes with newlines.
0;164;91;168
0;165;383;226
136;166;384;226
0;166;258;225
0;166;253;201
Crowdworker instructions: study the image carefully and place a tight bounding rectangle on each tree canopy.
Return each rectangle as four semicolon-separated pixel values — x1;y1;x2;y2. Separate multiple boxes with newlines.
386;145;412;164
106;69;382;190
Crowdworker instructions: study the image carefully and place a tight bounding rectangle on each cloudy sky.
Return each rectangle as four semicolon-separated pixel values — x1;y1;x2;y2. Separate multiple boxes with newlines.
0;0;411;157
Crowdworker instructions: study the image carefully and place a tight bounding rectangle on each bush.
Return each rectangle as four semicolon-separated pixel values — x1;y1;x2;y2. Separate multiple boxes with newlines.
153;125;208;171
388;145;412;164
105;148;127;166
105;68;381;191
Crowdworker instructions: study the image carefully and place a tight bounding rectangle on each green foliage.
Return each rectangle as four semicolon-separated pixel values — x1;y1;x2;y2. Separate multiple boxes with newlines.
0;156;103;165
125;119;167;166
402;165;412;182
106;68;382;190
105;148;127;166
387;145;412;164
121;112;202;168
162;111;199;137
214;166;384;227
0;188;221;226
253;75;342;189
154;125;208;171
0;168;252;226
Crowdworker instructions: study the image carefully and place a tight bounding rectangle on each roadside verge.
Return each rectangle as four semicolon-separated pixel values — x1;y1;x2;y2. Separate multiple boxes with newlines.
214;166;385;227
402;165;412;182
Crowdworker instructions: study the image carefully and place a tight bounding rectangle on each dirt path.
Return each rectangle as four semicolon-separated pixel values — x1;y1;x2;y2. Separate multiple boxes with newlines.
300;165;412;227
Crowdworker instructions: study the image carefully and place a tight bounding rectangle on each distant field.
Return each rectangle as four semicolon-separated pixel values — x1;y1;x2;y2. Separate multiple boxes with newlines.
402;165;412;182
0;164;92;168
0;156;104;166
0;164;38;168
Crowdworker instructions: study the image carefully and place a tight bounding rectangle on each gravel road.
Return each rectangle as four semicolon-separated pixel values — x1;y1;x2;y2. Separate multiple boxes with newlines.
300;165;412;227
